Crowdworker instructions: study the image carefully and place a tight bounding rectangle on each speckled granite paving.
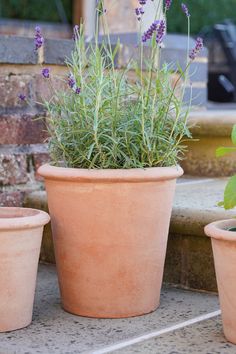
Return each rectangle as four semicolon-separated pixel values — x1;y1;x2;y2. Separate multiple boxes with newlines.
0;264;231;354
113;317;236;354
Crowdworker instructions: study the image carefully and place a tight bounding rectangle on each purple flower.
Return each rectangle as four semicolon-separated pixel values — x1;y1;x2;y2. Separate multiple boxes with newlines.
34;26;44;50
139;0;147;4
142;20;159;42
156;20;166;45
68;73;81;94
75;87;81;94
68;73;76;89
73;25;80;41
189;37;204;60
181;3;190;17
135;7;145;21
42;68;50;79
18;93;26;101
165;0;172;11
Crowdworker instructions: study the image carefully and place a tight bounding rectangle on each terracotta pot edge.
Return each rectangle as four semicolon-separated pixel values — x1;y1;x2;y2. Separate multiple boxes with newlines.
38;164;184;183
0;207;50;231
205;218;236;242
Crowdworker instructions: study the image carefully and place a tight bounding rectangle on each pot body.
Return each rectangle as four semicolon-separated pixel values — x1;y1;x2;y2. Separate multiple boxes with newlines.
0;207;50;332
39;164;183;318
205;219;236;344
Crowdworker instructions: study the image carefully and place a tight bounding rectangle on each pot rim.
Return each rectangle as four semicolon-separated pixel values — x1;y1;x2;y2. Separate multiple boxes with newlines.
38;164;184;183
0;207;50;231
205;219;236;242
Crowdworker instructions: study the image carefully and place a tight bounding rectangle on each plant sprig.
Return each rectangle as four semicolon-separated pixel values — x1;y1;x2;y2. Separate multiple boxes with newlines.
37;0;203;169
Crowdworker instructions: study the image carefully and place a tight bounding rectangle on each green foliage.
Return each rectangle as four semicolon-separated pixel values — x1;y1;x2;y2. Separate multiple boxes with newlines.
0;0;72;23
231;125;236;145
217;124;236;209
45;19;192;169
167;0;236;34
216;147;236;158
223;176;236;210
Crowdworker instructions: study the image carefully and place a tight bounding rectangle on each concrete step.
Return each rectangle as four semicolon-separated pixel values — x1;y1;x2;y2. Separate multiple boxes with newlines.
182;110;236;177
24;176;234;293
0;264;227;354
164;176;235;292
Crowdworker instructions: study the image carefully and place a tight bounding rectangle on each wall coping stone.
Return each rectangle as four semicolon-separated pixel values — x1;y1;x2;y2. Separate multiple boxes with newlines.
0;33;208;106
0;36;38;64
0;33;207;66
188;110;236;137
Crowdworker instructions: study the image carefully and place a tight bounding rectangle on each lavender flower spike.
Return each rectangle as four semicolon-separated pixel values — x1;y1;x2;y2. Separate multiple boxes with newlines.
139;0;147;5
75;87;81;95
68;73;76;89
18;93;26;101
142;20;159;43
73;25;80;41
181;3;190;17
135;7;145;21
42;68;50;79
156;20;166;45
165;0;172;11
189;37;203;60
34;26;44;50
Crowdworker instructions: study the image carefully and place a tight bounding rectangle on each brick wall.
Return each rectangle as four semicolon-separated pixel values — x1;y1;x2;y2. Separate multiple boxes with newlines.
0;34;208;207
0;36;72;206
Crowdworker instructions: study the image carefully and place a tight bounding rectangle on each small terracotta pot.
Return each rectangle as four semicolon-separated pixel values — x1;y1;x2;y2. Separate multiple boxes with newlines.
0;207;50;332
38;164;183;318
205;219;236;344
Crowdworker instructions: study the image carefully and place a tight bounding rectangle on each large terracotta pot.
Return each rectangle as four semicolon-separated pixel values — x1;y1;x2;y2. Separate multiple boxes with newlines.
205;219;236;344
38;164;183;318
0;207;50;332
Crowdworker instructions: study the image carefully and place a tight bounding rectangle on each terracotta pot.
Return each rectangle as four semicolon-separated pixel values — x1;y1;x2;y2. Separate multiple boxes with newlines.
38;164;183;318
205;219;236;344
0;207;50;332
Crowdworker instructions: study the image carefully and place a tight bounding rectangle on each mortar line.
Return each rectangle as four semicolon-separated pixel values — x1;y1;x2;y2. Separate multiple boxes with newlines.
89;310;221;354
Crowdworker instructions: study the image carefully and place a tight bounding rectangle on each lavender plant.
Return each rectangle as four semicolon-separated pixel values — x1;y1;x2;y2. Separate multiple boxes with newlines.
22;0;203;169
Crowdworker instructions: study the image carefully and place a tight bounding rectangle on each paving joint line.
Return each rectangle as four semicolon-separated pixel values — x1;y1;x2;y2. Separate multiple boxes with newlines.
88;310;221;354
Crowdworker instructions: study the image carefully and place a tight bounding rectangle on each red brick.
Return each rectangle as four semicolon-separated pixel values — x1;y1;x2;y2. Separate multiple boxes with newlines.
0;191;24;207
0;113;48;144
0;154;28;185
0;74;33;108
34;74;67;103
33;152;50;181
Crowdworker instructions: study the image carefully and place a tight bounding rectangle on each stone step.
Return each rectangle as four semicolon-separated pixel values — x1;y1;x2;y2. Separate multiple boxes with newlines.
24;176;234;293
165;176;235;292
182;109;236;177
0;264;224;354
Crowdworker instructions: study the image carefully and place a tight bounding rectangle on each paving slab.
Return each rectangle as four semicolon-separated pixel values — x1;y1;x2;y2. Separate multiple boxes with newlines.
0;264;219;354
113;317;236;354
